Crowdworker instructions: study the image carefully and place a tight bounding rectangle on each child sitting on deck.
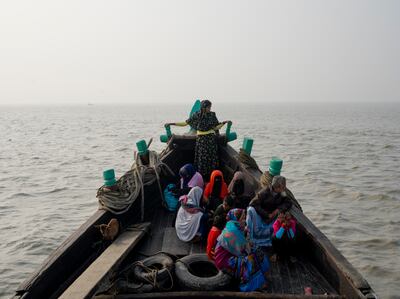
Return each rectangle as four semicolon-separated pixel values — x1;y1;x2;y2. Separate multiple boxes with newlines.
271;211;297;262
206;195;235;260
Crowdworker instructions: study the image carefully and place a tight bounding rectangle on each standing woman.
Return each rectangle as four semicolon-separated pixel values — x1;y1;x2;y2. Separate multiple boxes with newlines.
165;100;230;180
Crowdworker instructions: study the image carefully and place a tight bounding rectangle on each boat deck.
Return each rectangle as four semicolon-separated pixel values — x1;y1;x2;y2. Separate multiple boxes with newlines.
127;207;338;296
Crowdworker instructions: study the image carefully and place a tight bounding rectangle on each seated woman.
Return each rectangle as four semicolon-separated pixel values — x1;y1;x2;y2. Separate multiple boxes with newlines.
206;195;235;260
228;171;255;209
247;175;292;249
175;187;208;242
214;209;270;292
272;211;297;262
203;170;229;213
175;163;204;196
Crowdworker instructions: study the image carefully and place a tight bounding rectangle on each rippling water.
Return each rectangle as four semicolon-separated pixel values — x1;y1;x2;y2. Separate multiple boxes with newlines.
0;103;399;298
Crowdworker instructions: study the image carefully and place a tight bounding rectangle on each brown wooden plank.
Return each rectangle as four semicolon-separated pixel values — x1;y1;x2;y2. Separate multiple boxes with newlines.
291;207;372;296
59;223;150;299
94;291;344;299
288;258;309;294
190;240;206;254
15;210;110;298
161;227;191;256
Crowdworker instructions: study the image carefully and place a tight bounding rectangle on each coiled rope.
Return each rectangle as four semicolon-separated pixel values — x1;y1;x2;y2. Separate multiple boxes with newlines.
124;261;174;291
97;150;175;220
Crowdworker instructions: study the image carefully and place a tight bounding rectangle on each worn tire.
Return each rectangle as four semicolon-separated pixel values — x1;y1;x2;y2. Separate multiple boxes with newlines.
132;253;174;286
175;253;231;291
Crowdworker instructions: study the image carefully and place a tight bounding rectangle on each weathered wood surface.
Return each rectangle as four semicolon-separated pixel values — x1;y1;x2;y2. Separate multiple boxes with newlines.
15;209;109;298
291;208;371;298
161;227;191;256
59;223;150;299
94;292;344;299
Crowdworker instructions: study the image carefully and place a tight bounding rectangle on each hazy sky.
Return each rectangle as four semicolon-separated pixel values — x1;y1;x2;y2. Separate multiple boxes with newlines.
0;0;399;105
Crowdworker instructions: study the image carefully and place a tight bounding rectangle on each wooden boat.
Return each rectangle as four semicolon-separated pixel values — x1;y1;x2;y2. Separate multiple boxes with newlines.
12;132;378;299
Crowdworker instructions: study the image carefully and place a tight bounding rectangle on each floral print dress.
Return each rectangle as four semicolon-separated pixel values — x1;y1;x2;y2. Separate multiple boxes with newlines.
186;111;220;180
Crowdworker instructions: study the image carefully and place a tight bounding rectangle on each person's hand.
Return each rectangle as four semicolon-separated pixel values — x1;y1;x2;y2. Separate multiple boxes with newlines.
286;219;291;228
268;213;276;220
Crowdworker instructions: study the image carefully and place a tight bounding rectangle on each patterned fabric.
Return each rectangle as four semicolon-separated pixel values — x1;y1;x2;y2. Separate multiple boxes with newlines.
194;134;219;180
186;111;220;179
227;208;245;222
246;206;273;248
186;111;219;132
229;247;269;291
214;245;269;292
217;220;248;256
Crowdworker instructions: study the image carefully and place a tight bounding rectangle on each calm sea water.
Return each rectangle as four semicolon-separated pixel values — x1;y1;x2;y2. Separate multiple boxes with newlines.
0;103;399;298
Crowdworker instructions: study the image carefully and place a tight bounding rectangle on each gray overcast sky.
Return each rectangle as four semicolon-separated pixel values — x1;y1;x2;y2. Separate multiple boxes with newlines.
0;0;399;105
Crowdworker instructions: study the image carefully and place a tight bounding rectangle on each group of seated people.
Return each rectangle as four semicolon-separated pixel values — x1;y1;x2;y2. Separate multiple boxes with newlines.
171;164;296;292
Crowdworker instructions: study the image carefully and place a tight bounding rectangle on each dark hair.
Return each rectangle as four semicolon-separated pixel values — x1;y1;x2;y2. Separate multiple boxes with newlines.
232;179;244;196
200;100;212;120
224;195;235;208
201;100;212;109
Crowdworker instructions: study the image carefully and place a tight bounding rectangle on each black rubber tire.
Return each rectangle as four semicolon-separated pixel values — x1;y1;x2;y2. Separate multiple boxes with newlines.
132;253;174;285
175;253;231;291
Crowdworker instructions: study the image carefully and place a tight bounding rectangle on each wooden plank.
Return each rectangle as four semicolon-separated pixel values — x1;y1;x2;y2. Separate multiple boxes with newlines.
161;227;191;256
136;230;164;256
288;258;307;295
190;240;206;254
59;223;150;299
15;210;110;298
291;207;372;295
94;291;344;299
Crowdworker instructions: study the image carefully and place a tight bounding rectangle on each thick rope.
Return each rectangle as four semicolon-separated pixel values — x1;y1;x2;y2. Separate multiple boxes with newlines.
122;261;174;291
97;150;175;220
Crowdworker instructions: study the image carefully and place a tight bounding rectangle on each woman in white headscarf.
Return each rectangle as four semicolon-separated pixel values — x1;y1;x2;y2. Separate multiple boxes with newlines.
175;186;207;242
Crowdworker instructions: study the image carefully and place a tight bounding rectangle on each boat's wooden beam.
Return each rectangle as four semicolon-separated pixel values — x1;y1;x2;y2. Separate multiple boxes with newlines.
94;292;344;299
59;222;151;299
15;209;110;298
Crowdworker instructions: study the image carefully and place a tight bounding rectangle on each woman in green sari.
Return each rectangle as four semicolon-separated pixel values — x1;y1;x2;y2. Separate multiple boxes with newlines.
165;100;230;180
